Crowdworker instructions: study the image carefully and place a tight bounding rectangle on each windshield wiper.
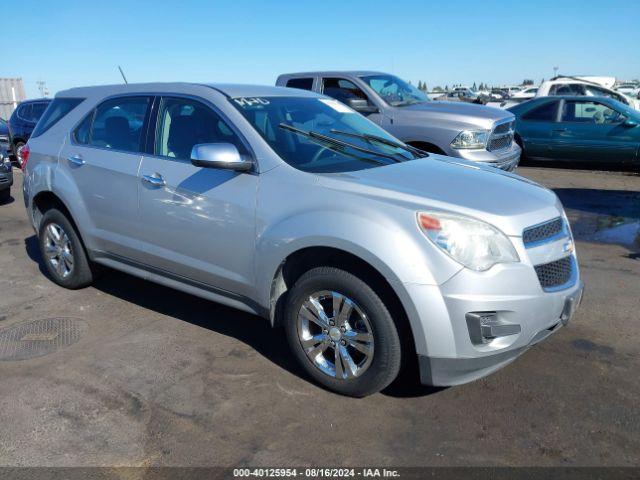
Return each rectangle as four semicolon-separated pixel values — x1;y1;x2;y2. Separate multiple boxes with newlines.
329;129;429;158
279;123;402;163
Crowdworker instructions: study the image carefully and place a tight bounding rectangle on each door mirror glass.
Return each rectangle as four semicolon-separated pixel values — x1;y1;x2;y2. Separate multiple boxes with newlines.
623;118;638;127
191;143;253;171
346;98;379;114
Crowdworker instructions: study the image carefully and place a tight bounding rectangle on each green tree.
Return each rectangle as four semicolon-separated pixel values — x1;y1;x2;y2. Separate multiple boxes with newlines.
522;79;534;86
472;82;477;90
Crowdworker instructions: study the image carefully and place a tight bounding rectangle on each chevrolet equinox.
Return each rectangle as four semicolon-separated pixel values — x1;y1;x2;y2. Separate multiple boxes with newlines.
22;83;584;396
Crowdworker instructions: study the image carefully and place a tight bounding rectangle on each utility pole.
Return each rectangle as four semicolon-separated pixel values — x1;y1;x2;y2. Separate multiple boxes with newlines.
553;66;559;78
36;80;49;97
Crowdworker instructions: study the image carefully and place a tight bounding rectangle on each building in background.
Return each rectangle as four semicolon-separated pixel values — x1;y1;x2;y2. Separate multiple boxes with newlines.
0;78;26;120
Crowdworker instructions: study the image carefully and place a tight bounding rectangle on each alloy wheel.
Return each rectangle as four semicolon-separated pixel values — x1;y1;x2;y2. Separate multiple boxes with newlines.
296;290;374;380
43;223;74;279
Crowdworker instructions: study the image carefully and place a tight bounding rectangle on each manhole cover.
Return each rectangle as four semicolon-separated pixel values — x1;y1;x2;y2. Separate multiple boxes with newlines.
0;317;86;361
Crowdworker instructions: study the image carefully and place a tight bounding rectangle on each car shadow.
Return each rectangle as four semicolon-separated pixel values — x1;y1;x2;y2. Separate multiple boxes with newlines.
23;234;437;396
521;159;639;175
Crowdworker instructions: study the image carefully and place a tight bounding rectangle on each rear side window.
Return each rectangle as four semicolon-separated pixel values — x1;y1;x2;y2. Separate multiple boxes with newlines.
522;101;559;121
32;98;83;138
286;78;314;91
74;96;150;153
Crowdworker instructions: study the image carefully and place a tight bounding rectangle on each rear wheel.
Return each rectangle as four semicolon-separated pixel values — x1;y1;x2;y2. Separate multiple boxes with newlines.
0;188;9;203
285;267;402;397
38;208;94;289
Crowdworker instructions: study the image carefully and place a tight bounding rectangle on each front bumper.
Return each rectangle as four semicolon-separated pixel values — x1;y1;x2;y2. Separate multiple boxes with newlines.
405;247;583;386
453;142;521;172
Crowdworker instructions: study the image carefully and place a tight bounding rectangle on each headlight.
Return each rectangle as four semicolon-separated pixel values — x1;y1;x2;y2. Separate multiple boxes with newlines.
417;211;519;271
450;129;489;149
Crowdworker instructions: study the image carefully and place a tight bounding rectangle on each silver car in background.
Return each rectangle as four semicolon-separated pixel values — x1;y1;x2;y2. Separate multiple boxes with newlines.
277;71;521;171
23;83;582;396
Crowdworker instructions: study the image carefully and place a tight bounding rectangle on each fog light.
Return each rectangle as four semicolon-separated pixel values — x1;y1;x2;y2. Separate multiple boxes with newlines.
466;312;521;345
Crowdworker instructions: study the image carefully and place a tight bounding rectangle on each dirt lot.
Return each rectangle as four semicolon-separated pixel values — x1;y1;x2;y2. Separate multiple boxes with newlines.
0;167;638;467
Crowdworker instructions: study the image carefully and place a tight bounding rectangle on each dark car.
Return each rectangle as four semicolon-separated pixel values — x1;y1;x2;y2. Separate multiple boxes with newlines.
0;117;9;152
0;144;12;203
508;96;640;168
8;98;51;167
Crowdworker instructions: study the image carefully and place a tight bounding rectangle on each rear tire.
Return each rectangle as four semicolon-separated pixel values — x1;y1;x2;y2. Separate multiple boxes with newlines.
38;208;94;289
285;267;402;397
0;188;9;203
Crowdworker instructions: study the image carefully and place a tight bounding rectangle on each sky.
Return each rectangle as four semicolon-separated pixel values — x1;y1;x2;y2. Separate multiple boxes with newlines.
6;0;639;98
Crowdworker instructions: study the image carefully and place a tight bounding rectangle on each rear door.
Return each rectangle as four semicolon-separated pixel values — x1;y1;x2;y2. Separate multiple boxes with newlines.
551;99;638;164
137;95;258;297
58;95;152;259
517;100;560;159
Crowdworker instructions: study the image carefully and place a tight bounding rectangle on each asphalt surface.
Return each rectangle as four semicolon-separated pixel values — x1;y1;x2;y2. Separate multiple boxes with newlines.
0;166;638;467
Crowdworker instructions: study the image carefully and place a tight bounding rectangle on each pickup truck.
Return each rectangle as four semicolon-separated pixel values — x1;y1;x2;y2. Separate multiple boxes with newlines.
277;71;521;171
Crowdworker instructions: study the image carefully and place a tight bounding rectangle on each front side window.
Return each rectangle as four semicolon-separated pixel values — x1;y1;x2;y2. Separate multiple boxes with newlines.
361;74;428;107
230;96;419;173
89;96;150;152
32;98;84;138
155;97;243;160
561;101;624;124
322;78;372;106
286;78;314;91
522;101;559;121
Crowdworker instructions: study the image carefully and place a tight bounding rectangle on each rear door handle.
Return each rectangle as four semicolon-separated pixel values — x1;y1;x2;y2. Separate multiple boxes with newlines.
142;173;166;187
553;128;569;133
67;155;85;166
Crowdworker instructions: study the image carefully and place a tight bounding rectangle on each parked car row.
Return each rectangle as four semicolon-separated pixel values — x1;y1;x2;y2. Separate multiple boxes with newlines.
0;144;12;202
5;98;52;167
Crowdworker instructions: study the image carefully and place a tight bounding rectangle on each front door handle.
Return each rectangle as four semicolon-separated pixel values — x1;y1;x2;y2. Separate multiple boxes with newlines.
67;155;85;166
553;128;569;133
142;173;166;187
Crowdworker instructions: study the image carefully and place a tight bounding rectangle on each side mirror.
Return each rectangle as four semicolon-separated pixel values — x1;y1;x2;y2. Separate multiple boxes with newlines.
623;119;638;128
346;98;379;114
190;143;253;171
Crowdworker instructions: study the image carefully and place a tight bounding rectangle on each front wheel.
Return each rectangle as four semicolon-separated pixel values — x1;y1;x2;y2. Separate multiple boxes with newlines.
285;267;402;397
0;188;9;203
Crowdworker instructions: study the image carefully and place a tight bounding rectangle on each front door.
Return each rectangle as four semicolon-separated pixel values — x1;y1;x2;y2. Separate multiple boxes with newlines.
58;95;152;259
137;96;258;297
551;99;638;164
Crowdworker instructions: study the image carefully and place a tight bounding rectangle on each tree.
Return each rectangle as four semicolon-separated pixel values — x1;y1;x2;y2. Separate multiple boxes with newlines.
445;85;449;91
422;82;428;92
433;86;443;92
522;79;534;86
418;80;423;90
472;82;477;90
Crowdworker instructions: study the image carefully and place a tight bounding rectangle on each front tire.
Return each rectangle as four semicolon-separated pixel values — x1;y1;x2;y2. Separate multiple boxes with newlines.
285;267;402;397
0;188;9;203
38;208;94;289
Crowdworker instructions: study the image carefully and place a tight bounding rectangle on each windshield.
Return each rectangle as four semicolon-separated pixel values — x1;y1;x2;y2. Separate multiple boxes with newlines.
231;96;419;173
360;74;429;107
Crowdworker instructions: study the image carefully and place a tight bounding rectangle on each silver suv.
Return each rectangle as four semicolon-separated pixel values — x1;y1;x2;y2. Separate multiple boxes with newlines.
22;83;583;397
277;71;521;171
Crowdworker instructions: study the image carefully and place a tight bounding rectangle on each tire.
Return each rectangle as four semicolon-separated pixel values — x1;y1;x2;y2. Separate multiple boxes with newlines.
13;141;25;168
38;208;94;289
284;267;402;397
0;188;9;203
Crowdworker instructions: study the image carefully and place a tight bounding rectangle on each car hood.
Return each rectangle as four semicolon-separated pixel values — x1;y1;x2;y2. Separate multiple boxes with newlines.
319;156;561;236
395;101;514;129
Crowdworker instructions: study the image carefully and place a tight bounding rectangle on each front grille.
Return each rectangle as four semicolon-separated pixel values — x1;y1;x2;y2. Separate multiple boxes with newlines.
523;217;564;246
487;121;514;151
488;135;513;151
535;256;573;290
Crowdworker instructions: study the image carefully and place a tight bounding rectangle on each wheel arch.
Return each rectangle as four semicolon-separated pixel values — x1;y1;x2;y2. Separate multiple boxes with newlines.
268;245;422;367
